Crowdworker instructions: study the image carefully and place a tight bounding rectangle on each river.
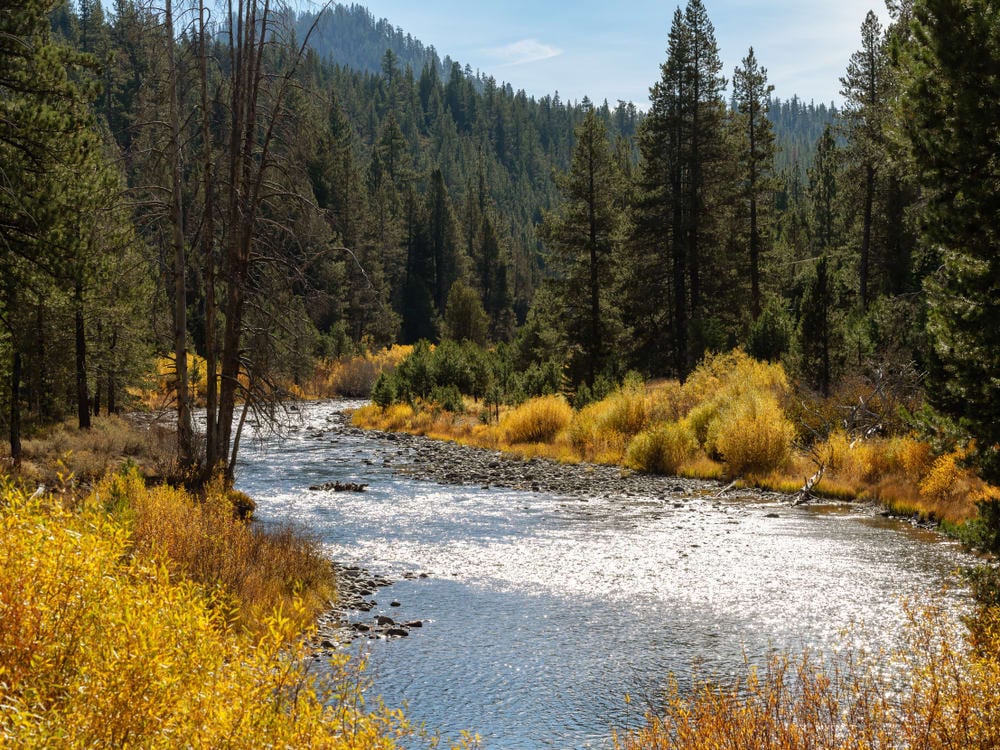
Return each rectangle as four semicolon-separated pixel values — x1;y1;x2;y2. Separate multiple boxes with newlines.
236;400;974;749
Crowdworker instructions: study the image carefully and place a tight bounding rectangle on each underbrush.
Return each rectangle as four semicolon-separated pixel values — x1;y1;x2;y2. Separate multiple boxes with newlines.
9;414;177;486
308;344;414;397
614;603;1000;750
97;470;336;635
0;479;460;748
356;348;997;529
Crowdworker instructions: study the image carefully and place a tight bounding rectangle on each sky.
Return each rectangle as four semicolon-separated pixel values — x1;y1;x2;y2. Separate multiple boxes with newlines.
340;0;891;107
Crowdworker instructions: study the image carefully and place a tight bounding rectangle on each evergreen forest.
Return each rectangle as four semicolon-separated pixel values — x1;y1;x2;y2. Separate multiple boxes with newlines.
6;1;1000;747
1;0;998;489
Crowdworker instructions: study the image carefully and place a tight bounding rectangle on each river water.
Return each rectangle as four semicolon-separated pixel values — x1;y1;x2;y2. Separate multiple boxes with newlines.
236;400;974;749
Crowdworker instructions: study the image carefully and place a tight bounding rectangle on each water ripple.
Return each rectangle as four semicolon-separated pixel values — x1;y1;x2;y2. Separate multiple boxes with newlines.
238;401;974;749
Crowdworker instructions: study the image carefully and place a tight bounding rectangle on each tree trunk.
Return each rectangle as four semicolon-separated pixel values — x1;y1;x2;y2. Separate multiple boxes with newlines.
107;373;116;415
200;0;219;474
107;328;118;415
860;163;875;310
166;0;194;465
75;281;91;430
10;350;22;465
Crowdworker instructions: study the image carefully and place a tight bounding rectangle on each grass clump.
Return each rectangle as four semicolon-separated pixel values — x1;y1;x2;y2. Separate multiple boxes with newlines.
97;470;336;635
498;395;574;445
625;422;698;475
13;414;177;486
615;604;1000;750
0;479;443;749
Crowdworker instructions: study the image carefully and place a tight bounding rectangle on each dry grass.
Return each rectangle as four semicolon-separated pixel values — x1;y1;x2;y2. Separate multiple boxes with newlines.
0;479;464;748
10;414;177;487
615;603;1000;750
90;470;336;637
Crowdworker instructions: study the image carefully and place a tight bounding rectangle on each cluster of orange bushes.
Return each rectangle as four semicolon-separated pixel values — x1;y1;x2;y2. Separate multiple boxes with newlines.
353;350;998;526
615;603;1000;750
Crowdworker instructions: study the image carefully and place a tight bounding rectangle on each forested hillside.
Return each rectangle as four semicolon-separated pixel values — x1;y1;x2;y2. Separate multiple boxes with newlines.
2;0;998;491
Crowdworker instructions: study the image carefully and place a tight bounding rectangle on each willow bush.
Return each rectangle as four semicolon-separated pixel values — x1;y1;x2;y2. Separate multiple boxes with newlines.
498;395;574;445
0;480;440;748
615;603;1000;750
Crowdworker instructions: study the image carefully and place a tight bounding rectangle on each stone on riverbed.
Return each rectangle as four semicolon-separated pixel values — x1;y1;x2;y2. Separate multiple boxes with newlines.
309;480;369;492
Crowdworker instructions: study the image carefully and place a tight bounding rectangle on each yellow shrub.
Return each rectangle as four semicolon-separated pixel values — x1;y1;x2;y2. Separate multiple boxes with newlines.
645;379;685;423
616;604;1000;750
920;445;971;501
0;483;424;749
895;437;934;477
597;386;649;437
686;401;719;447
681;349;791;414
499;395;573;445
625;421;698;475
91;471;336;636
568;401;603;450
707;394;794;476
383;403;416;431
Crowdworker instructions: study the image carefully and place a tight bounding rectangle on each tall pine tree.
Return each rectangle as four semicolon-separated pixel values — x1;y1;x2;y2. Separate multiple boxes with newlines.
898;0;1000;479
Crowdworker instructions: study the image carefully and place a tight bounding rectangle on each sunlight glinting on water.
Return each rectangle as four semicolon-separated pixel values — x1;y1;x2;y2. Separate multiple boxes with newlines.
239;401;973;749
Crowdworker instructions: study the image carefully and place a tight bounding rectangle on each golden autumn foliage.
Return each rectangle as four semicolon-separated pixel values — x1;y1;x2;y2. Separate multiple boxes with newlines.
0;479;461;749
498;395;574;445
625;421;699;476
615;603;1000;750
308;345;414;398
353;348;998;526
95;470;336;635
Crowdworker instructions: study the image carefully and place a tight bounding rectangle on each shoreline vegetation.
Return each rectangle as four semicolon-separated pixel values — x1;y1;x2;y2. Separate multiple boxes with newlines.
4;346;999;748
0;418;476;748
346;344;1000;748
350;346;999;539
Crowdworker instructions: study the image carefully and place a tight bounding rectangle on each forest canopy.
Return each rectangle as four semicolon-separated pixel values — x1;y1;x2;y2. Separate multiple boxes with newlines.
0;0;997;491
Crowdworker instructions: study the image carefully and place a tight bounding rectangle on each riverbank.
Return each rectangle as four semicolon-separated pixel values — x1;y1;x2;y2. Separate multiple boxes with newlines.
0;475;443;748
243;398;991;749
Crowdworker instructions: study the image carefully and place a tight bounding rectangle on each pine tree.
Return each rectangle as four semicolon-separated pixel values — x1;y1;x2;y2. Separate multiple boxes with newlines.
629;0;729;376
809;125;841;254
540;106;622;386
733;46;776;321
898;0;1000;478
841;11;890;311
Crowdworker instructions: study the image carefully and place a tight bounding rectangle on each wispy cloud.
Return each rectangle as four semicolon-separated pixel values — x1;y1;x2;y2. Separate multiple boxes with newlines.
482;38;563;66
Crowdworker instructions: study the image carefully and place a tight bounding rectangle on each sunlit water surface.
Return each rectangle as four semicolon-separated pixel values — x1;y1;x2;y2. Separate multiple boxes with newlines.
237;400;974;749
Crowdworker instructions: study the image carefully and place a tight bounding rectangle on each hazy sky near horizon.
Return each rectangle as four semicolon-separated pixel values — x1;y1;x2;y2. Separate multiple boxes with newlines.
346;0;890;107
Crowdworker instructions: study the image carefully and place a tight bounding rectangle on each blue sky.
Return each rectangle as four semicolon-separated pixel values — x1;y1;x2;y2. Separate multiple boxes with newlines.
351;0;890;107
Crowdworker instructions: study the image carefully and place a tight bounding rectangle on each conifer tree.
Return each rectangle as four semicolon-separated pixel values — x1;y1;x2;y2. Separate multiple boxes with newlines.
630;0;729;376
733;47;776;320
898;0;1000;478
841;11;890;311
540;106;622;386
